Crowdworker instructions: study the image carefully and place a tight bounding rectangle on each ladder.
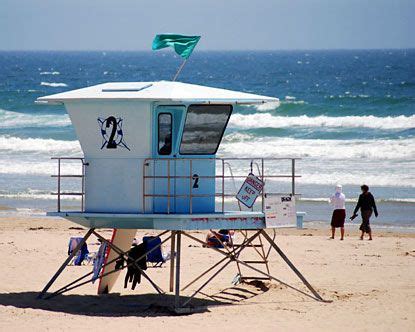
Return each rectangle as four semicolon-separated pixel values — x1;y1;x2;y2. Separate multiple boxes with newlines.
224;161;274;284
232;230;275;284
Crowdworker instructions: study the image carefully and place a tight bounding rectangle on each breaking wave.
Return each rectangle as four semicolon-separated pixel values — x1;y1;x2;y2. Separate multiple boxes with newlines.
229;113;415;130
252;96;306;111
39;71;60;75
0;189;81;203
40;82;68;87
220;134;415;160
0;135;80;155
0;109;71;128
219;135;415;187
254;101;281;111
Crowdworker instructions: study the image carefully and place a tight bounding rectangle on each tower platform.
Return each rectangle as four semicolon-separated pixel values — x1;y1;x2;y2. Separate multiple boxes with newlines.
47;211;265;230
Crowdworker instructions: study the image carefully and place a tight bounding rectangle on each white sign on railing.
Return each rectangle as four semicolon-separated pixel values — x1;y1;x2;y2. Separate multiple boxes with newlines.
236;173;264;208
264;194;296;228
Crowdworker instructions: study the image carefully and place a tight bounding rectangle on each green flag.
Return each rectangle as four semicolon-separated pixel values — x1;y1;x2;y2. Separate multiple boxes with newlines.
152;34;201;59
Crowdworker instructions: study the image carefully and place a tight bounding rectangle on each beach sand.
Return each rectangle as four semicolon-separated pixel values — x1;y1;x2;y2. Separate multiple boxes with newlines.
0;216;414;331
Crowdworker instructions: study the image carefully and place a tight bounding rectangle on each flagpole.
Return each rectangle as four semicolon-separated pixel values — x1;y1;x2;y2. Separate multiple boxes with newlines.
172;58;188;81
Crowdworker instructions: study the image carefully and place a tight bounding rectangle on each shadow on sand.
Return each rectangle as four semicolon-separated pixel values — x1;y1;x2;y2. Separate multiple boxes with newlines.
0;283;269;316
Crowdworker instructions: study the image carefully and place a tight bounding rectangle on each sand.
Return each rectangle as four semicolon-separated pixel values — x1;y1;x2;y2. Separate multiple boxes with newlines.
0;216;414;331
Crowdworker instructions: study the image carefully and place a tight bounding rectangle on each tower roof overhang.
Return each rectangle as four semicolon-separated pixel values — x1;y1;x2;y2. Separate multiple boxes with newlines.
36;81;279;105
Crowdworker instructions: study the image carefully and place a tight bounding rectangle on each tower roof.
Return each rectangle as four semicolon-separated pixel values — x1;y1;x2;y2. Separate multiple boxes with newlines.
37;80;278;105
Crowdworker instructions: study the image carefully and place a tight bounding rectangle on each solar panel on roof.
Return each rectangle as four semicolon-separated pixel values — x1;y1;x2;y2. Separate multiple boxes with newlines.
102;83;153;92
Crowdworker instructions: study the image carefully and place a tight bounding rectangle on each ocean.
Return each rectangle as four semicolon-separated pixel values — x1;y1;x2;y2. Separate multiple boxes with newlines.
0;50;414;228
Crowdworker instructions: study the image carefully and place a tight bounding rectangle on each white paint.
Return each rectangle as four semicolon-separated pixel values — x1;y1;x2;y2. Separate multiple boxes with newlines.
65;101;151;158
84;158;144;213
65;100;152;212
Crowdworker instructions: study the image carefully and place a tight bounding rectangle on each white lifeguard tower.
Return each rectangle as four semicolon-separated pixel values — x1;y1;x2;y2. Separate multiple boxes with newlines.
37;80;327;312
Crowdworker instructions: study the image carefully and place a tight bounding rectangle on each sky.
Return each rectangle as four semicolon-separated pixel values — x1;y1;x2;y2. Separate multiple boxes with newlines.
0;0;414;50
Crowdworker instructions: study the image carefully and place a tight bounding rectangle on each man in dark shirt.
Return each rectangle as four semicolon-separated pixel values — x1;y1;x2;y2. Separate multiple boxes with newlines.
351;185;378;240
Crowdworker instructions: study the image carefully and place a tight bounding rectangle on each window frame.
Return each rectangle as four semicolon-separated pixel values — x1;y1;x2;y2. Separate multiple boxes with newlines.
157;112;173;155
179;104;233;155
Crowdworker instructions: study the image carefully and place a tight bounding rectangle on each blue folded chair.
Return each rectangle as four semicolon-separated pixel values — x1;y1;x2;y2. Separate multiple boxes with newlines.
68;237;89;266
142;236;165;267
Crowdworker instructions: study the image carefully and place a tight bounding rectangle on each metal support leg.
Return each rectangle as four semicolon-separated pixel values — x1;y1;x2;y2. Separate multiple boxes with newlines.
180;233;261;307
181;230;257;292
37;228;95;299
178;231;262;307
182;230;326;302
181;259;233;307
170;231;176;292
181;256;229;292
260;230;328;302
175;231;182;309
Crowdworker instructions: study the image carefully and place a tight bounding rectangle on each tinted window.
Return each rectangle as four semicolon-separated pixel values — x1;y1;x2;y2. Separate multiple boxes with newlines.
180;105;232;155
158;113;172;155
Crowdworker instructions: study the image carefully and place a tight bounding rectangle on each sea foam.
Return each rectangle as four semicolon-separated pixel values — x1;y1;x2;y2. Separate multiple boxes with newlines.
229;113;415;130
40;82;68;87
0;109;71;128
40;71;60;75
254;101;281;111
252;98;305;111
0;136;80;154
220;135;415;161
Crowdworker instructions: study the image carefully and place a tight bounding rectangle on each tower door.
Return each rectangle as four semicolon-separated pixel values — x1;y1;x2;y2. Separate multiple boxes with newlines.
152;105;184;213
174;104;233;214
151;104;231;214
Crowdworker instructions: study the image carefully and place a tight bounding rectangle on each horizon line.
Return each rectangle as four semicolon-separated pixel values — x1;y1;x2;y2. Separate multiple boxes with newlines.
0;47;414;52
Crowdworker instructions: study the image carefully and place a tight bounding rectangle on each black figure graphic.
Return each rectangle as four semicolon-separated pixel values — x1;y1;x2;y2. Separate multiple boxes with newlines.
98;116;130;151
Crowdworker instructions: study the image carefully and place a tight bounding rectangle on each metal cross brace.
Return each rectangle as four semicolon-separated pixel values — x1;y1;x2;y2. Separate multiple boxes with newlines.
38;229;170;300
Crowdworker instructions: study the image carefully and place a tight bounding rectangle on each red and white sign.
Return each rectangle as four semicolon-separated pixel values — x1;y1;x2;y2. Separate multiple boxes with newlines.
236;173;264;208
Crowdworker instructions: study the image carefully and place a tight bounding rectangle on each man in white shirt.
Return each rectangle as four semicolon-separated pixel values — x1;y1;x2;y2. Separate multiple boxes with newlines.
329;184;346;240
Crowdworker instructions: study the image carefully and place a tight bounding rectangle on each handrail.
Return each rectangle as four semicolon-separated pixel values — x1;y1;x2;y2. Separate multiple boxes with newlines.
143;175;300;179
143;193;296;198
51;157;86;212
143;157;301;214
51;156;301;214
51;157;84;160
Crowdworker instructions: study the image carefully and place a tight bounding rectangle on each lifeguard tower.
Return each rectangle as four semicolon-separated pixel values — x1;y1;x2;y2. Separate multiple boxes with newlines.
36;80;327;312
